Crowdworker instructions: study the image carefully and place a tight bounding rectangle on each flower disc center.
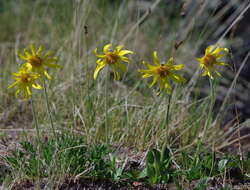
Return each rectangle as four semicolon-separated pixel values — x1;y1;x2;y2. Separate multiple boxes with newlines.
29;56;42;67
20;73;30;83
157;66;169;78
106;53;119;64
204;54;216;66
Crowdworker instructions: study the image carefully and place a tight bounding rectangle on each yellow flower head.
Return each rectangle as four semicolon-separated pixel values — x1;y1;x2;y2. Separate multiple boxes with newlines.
8;67;42;99
18;44;61;80
139;51;186;94
93;44;133;80
197;45;229;79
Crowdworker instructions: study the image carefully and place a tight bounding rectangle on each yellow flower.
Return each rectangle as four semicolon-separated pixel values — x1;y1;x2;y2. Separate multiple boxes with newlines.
197;45;229;79
8;67;42;99
18;44;61;80
93;44;133;80
139;51;186;94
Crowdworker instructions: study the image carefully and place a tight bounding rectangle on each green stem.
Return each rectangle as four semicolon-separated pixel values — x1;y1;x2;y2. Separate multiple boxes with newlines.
85;25;90;101
43;80;57;139
165;94;172;128
162;93;172;149
30;96;41;177
202;78;215;142
194;79;215;165
104;70;108;143
165;93;172;144
31;97;41;142
84;26;90;144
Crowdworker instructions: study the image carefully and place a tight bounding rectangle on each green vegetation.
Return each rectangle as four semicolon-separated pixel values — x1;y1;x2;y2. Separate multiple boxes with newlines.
3;136;250;188
5;136;112;178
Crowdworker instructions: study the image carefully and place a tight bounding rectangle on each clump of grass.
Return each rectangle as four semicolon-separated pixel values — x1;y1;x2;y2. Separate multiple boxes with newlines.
4;135;112;179
3;136;250;188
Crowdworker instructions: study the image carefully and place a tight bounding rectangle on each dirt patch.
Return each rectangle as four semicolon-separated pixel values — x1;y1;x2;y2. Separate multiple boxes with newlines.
6;177;250;190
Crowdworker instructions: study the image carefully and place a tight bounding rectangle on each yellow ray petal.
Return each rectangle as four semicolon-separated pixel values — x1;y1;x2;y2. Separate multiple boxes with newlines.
216;62;228;66
149;76;158;87
8;81;19;88
120;56;129;63
93;63;106;80
166;57;174;65
205;45;215;54
32;83;42;89
37;45;44;56
18;51;28;60
15;89;21;97
119;50;133;56
26;86;32;95
44;71;52;80
116;45;124;52
153;51;160;65
103;44;112;53
213;47;228;56
171;64;184;70
164;79;172;89
94;48;105;58
24;49;31;57
142;73;153;78
207;71;214;79
169;73;186;83
30;44;36;55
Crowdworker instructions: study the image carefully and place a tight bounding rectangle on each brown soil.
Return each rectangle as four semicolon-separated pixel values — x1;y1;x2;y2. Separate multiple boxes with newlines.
4;177;250;190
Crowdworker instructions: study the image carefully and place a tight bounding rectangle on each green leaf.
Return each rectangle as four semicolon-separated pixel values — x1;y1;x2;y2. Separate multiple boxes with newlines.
147;165;156;178
138;168;147;179
161;173;170;183
203;155;213;169
150;175;159;184
161;147;170;162
152;149;161;164
187;166;202;180
146;150;155;165
218;159;228;171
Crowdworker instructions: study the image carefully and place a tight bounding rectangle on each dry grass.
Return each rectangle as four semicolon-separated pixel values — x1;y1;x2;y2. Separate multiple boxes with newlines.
1;0;250;187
